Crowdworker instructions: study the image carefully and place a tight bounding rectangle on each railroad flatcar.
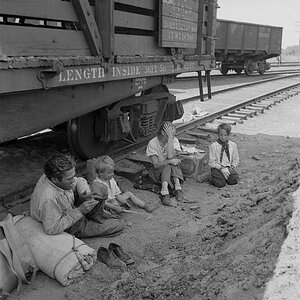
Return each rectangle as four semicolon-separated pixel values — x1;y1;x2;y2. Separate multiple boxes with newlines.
0;0;217;159
215;19;283;75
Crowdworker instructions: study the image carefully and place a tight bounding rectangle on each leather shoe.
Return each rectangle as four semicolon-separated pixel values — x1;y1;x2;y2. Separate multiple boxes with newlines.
108;243;135;265
97;247;126;270
175;190;184;201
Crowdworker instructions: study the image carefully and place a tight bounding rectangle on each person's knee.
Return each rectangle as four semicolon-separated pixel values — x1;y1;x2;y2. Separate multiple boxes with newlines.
227;178;238;185
211;178;226;188
210;168;226;188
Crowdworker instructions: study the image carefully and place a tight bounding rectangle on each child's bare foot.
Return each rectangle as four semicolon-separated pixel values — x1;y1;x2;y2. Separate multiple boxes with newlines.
144;203;158;213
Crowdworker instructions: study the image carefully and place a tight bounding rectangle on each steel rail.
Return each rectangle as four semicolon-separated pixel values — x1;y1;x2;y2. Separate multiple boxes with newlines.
180;73;300;103
176;82;300;135
176;69;300;82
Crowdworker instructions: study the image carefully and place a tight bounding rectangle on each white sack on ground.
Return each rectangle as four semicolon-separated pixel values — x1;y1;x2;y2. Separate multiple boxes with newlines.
13;215;96;286
0;238;18;295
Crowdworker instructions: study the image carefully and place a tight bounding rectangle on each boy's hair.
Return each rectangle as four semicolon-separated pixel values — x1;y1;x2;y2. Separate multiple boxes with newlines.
94;156;115;173
44;154;75;180
157;121;174;136
217;123;231;135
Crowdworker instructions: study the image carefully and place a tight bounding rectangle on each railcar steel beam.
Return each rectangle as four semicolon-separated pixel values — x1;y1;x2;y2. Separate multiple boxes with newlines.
0;76;164;144
72;0;102;56
0;59;210;93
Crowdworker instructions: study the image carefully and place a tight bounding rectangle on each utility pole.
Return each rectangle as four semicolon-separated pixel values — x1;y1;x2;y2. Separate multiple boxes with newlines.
295;22;300;62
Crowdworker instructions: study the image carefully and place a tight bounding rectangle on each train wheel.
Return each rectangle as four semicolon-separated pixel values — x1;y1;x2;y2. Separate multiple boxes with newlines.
67;112;116;159
258;61;266;75
244;59;254;75
220;64;228;75
235;69;243;75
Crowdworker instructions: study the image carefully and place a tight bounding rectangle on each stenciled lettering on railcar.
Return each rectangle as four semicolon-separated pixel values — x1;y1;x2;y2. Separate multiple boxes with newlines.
58;62;197;84
163;17;197;33
159;0;198;48
163;0;199;14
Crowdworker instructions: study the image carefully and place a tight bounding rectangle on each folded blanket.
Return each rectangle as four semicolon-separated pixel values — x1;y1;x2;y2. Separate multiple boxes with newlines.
14;215;96;286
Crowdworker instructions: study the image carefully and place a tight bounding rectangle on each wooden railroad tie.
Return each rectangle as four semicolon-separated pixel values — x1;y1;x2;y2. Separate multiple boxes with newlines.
221;116;244;124
258;100;277;106
285;91;298;97
127;153;152;166
236;108;257;116
227;112;248;119
213;119;236;125
271;95;285;100
178;137;197;144
198;123;218;133
245;106;264;113
115;159;145;180
251;103;271;109
186;131;210;139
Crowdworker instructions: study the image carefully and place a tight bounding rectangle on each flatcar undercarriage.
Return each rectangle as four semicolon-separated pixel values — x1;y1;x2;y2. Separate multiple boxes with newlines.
67;85;183;159
219;58;270;75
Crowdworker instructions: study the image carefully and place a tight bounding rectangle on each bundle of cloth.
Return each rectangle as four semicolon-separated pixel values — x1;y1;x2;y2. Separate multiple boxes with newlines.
0;213;38;297
14;215;96;286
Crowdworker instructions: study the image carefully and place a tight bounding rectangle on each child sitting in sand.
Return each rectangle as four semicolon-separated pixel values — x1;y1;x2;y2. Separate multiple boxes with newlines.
146;121;185;206
90;156;156;213
208;123;239;188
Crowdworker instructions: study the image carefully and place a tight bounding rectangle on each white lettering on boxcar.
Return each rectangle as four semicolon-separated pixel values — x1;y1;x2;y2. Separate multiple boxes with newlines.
112;66;141;77
59;67;105;82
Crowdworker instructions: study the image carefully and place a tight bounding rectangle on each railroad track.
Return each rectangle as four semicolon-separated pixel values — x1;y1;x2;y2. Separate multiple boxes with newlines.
1;75;300;211
177;72;300;103
177;82;300;135
176;68;300;81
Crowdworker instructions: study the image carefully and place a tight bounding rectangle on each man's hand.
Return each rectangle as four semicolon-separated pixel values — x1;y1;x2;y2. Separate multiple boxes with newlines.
78;199;98;214
221;167;230;180
108;205;124;214
168;158;181;166
80;191;106;201
118;198;132;208
114;206;125;214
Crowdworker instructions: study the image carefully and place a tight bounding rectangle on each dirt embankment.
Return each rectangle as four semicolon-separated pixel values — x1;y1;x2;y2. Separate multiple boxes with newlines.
4;132;300;300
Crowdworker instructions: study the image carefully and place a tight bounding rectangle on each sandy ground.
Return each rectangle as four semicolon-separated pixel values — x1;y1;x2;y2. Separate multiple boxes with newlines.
2;94;300;300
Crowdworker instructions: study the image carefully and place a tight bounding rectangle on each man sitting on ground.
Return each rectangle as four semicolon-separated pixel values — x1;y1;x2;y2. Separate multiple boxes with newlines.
30;154;125;238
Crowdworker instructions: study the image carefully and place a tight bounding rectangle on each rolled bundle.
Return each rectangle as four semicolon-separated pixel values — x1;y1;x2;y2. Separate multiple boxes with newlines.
14;215;96;286
0;238;18;295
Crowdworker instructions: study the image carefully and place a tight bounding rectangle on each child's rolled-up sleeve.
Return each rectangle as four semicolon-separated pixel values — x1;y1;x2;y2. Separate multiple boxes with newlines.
208;144;221;169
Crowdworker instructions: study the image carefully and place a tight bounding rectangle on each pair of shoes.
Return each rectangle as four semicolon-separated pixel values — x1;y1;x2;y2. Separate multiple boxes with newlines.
97;247;126;270
175;190;184;201
196;172;211;183
161;194;176;207
108;243;135;265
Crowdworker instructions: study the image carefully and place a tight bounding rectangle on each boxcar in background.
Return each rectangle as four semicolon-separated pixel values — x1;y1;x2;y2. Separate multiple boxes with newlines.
0;0;217;159
215;19;283;75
